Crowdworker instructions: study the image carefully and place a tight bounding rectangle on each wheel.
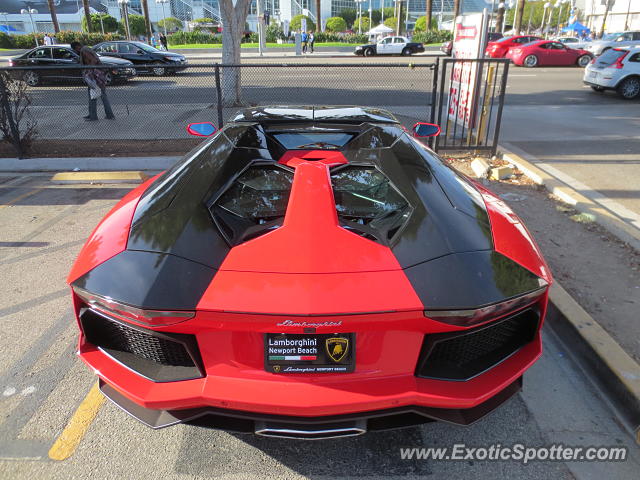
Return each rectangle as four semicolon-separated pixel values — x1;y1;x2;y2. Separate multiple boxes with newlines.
104;72;113;86
364;48;374;57
590;85;605;92
616;76;640;100
401;47;411;56
151;63;166;76
577;55;592;67
523;55;538;68
23;71;39;86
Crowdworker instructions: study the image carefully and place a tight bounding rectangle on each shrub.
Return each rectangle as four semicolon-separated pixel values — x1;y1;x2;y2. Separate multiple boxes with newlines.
0;71;37;157
0;32;16;49
413;16;439;32
325;16;347;33
353;17;371;33
167;31;221;45
411;30;452;44
290;14;315;32
82;13;119;33
266;22;285;42
158;17;183;32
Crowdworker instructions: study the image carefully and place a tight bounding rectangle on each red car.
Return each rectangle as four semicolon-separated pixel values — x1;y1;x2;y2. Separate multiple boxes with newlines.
485;35;542;58
506;40;593;67
68;106;552;438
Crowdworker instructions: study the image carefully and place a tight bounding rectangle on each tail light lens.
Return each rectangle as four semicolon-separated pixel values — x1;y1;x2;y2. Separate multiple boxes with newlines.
72;286;194;327
609;50;629;69
424;286;548;327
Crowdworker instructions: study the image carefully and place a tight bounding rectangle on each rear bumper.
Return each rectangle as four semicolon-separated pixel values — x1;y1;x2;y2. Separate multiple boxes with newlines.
100;375;523;434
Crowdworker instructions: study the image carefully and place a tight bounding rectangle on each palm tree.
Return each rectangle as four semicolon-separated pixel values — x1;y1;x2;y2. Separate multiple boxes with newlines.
46;0;60;33
315;0;321;31
452;0;461;24
82;0;92;32
514;0;526;35
426;0;432;31
140;0;152;41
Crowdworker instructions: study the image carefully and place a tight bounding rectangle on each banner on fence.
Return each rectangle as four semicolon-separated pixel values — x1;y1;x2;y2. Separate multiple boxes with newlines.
448;12;488;128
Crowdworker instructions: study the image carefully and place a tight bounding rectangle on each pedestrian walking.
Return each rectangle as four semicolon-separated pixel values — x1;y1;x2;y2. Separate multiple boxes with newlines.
151;34;158;48
71;41;115;122
301;30;308;53
308;31;315;53
160;33;168;51
43;33;53;46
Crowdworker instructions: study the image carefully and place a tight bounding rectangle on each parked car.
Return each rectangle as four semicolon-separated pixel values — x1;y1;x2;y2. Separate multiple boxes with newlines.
7;45;136;87
441;32;503;56
355;36;425;56
92;41;187;76
506;40;593;67
485;35;542;58
585;31;640;56
68;105;551;436
584;47;640;99
554;36;592;50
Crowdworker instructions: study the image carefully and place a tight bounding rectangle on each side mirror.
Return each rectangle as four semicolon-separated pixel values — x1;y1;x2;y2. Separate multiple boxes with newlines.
186;122;217;137
412;122;440;138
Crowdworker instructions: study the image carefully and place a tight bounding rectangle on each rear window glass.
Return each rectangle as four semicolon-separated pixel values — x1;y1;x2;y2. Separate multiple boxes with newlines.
495;36;513;43
272;132;355;149
596;49;627;66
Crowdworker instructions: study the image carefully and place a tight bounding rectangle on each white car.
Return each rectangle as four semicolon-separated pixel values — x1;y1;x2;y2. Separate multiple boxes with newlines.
583;47;640;99
585;31;640;56
555;36;591;50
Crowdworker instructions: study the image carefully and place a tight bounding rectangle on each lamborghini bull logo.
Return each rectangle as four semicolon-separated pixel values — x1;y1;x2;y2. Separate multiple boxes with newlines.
326;337;349;363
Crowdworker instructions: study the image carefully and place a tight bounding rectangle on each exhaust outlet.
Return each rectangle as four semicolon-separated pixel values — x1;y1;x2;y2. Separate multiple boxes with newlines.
255;420;366;440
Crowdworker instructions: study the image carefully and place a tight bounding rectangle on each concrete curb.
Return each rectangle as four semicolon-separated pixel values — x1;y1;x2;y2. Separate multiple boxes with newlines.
498;144;640;252
547;283;640;444
0;157;179;172
51;171;149;184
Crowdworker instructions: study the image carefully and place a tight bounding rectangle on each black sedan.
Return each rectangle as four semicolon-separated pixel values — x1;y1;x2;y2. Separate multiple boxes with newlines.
92;41;187;76
355;36;425;56
8;45;136;87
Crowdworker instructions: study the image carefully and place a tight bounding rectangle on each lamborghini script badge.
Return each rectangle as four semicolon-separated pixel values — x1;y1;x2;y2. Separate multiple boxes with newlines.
326;337;349;363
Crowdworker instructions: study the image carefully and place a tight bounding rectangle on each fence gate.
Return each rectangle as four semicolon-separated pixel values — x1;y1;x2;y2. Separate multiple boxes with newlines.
433;58;509;156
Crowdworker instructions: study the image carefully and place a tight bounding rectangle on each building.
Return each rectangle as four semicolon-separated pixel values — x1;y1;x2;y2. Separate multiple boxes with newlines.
581;0;639;33
0;0;493;35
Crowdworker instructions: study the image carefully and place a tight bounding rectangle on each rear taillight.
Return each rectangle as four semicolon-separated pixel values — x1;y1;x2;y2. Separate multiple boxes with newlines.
590;57;596;64
424;286;547;327
8;60;13;67
610;50;629;69
72;286;194;327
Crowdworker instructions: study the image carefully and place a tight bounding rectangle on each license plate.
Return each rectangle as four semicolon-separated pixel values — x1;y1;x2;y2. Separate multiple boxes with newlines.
265;333;355;373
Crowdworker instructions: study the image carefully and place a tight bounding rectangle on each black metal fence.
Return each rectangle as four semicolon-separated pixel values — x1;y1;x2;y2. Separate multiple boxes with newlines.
0;62;438;143
433;58;509;156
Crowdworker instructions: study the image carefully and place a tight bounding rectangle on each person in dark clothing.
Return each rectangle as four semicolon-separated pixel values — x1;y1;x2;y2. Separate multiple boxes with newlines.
160;33;168;51
71;41;114;121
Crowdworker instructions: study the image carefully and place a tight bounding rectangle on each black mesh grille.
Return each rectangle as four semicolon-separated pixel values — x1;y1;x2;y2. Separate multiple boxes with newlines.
80;308;203;381
416;309;539;381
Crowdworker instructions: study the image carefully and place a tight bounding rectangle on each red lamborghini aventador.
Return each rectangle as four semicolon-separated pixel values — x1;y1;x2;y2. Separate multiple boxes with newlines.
69;106;551;439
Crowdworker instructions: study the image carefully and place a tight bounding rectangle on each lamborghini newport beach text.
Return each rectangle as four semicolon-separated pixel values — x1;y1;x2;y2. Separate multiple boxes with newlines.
68;106;552;440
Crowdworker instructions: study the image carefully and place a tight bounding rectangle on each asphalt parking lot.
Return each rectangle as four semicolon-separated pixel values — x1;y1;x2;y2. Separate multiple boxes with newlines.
0;174;639;479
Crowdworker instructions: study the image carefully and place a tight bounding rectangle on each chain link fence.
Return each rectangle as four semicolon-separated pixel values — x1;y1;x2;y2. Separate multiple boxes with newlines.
0;62;438;148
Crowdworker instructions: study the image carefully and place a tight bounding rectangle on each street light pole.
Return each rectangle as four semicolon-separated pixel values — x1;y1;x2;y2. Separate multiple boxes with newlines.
541;2;550;37
118;0;131;40
20;9;39;46
156;0;168;36
381;0;385;24
355;0;364;34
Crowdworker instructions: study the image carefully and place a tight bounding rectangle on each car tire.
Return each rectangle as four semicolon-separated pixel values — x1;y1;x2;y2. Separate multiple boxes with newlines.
616;76;640;100
364;48;375;57
401;47;411;56
23;71;39;87
523;55;538;68
590;85;605;92
577;55;592;67
104;72;113;86
151;63;166;76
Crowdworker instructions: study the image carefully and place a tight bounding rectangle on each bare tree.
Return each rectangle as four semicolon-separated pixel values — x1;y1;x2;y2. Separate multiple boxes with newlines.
82;0;92;33
0;72;37;158
514;0;525;35
426;0;433;31
219;0;253;106
141;0;153;41
47;0;60;33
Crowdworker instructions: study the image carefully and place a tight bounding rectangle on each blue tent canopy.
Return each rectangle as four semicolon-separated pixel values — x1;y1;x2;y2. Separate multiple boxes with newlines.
562;22;590;34
0;25;19;34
